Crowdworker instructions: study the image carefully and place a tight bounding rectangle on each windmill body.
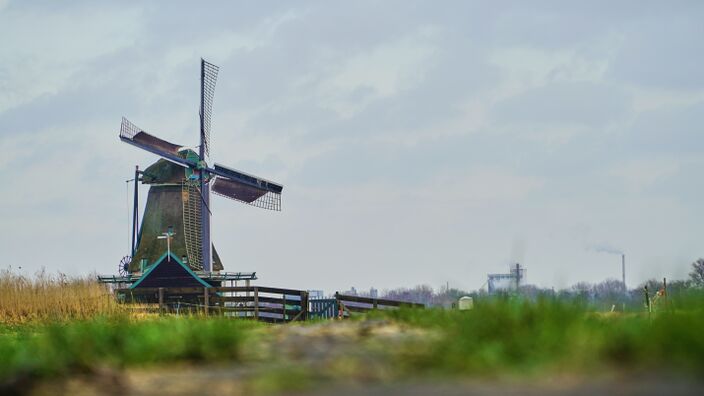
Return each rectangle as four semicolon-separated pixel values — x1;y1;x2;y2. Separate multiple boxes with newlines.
128;156;225;272
120;59;282;275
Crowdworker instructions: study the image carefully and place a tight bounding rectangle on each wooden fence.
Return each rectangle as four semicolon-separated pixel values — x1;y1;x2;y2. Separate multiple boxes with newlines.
115;287;424;323
335;293;425;317
116;286;309;323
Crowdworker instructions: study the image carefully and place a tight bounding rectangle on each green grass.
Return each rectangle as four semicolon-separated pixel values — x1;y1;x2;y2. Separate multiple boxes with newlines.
0;317;260;385
375;294;704;376
1;293;703;391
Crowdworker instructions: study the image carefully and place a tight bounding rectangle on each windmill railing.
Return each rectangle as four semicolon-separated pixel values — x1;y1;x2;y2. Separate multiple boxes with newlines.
97;272;258;284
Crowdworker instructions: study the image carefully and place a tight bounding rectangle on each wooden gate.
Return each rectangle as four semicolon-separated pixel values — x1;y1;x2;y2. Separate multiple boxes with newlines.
309;298;338;319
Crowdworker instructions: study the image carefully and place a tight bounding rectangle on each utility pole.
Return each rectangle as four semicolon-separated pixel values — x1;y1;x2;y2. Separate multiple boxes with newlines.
132;165;140;257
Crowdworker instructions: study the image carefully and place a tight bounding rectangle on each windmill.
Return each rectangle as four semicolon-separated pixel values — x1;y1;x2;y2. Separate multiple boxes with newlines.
120;59;282;273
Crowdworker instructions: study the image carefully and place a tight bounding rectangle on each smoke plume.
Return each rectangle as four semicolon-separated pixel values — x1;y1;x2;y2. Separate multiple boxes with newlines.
588;243;623;255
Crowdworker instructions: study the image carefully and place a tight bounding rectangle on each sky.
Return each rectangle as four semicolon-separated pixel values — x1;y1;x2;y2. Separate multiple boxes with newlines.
1;1;702;294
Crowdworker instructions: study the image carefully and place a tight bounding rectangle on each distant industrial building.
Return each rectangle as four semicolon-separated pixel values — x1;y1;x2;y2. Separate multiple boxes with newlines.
487;263;526;294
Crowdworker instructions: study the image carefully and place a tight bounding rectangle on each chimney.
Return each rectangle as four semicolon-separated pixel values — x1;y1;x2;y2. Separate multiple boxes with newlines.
622;254;626;290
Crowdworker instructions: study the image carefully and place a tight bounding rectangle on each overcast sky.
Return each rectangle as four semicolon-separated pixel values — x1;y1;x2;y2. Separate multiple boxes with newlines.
1;1;702;294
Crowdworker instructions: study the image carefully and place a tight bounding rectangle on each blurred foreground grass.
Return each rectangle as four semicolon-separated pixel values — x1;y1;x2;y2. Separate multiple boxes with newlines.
374;294;704;376
1;290;703;393
0;317;259;386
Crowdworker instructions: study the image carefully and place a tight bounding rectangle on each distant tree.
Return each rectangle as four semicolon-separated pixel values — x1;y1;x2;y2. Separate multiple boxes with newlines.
664;279;691;299
517;284;553;300
556;289;574;300
593;279;626;308
432;287;473;307
383;285;434;305
689;258;704;287
571;282;593;300
595;279;625;295
639;279;664;294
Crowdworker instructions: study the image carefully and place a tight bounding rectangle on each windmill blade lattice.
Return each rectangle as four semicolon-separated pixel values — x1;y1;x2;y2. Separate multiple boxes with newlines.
119;117;192;168
212;177;281;211
200;60;219;158
182;180;204;270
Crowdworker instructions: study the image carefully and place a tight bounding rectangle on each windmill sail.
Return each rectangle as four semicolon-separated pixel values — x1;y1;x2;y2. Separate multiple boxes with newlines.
211;163;283;193
198;59;219;273
119;117;193;167
182;180;203;270
210;163;282;211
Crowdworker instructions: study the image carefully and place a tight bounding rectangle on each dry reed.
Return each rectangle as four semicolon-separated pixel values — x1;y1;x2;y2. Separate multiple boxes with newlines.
0;268;123;323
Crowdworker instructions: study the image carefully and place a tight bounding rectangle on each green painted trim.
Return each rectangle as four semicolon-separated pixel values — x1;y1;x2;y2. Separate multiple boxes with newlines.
130;251;212;289
176;257;213;289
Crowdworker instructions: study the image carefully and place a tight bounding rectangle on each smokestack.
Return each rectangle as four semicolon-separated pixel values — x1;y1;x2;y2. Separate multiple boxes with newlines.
622;254;626;290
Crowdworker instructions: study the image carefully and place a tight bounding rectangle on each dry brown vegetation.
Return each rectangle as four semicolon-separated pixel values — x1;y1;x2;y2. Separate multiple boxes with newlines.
0;269;122;323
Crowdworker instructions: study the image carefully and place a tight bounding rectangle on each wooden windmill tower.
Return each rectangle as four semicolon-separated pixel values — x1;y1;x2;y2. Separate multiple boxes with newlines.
120;59;283;275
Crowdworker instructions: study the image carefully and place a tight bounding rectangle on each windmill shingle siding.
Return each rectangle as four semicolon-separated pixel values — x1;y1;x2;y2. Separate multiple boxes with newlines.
129;160;224;273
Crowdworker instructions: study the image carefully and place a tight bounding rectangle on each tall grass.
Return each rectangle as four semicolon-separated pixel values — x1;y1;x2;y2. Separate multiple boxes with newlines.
377;294;704;376
0;317;257;386
0;269;122;324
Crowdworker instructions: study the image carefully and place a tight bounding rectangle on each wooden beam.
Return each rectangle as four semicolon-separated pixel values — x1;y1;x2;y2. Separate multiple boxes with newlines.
158;287;164;315
211;296;294;305
282;293;287;322
204;287;210;315
335;293;424;308
254;287;259;320
300;291;309;321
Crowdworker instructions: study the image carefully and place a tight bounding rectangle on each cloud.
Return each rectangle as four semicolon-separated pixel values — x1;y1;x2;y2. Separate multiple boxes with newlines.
609;158;682;192
0;3;144;113
606;9;704;89
628;100;704;154
1;1;703;291
491;81;631;128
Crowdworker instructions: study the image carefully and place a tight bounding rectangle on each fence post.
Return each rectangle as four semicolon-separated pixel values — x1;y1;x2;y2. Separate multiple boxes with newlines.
643;285;651;318
254;287;259;320
335;292;342;319
204;287;209;315
300;291;308;321
158;287;164;315
282;293;287;323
